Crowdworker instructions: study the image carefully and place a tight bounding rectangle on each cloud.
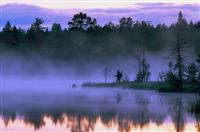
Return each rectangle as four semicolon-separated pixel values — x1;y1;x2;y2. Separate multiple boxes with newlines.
1;4;71;29
1;3;199;29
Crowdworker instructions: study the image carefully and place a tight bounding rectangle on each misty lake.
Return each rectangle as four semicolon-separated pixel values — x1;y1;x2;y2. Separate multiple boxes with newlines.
1;81;200;132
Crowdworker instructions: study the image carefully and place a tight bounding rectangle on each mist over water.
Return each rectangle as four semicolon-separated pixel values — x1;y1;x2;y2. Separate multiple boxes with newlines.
1;51;199;132
1;51;170;85
1;84;199;131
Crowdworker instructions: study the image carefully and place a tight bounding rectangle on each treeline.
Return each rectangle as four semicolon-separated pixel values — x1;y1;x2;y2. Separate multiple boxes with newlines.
0;11;200;61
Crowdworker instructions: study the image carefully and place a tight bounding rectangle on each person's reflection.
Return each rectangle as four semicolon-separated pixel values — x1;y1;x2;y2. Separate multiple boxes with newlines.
116;93;122;104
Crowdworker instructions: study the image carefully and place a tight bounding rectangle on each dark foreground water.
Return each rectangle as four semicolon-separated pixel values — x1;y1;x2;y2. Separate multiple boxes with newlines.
1;81;200;132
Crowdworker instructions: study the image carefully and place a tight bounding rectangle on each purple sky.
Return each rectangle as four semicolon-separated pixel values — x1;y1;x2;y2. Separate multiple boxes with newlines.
1;2;199;29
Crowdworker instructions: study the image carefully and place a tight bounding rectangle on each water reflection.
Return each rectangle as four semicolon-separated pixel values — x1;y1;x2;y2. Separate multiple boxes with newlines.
1;87;199;132
190;97;200;132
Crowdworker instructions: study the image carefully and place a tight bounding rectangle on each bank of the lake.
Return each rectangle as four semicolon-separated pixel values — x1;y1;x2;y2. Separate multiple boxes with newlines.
82;81;200;93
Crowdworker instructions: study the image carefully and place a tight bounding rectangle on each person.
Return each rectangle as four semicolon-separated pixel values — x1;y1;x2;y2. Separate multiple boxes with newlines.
72;84;76;88
115;70;123;82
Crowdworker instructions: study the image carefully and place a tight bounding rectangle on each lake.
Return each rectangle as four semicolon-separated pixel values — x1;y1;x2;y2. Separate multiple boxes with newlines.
1;81;199;132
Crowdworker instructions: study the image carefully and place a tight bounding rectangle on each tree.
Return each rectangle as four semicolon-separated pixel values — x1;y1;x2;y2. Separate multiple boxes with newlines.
176;11;187;27
169;11;188;91
3;21;13;33
196;55;200;90
2;21;13;45
119;17;134;30
185;63;198;83
2;22;23;47
194;22;200;30
11;26;20;46
68;12;98;31
30;18;45;31
164;62;179;87
197;55;200;64
103;22;116;32
135;50;151;82
170;34;187;90
51;23;62;37
158;71;165;82
52;23;61;33
27;18;46;45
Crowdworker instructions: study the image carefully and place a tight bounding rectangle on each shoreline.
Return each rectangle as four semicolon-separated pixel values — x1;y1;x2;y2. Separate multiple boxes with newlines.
82;81;200;94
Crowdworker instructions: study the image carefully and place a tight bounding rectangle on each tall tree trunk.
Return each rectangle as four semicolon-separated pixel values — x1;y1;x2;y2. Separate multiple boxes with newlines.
177;33;183;91
142;48;145;82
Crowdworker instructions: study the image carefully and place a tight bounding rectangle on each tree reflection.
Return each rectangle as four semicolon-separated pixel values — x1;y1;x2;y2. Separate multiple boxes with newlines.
190;97;200;132
135;94;150;129
1;93;197;132
173;97;185;132
1;110;165;132
23;110;46;130
162;95;187;132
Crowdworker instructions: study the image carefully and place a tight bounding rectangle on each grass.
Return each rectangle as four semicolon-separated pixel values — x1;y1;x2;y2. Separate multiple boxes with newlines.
82;81;200;93
82;81;170;90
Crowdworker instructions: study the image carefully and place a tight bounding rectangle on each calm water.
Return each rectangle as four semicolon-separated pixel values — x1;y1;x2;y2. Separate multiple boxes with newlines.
1;81;200;132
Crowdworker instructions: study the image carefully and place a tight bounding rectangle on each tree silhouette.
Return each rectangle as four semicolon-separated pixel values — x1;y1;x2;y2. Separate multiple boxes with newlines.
3;21;13;33
2;21;24;47
194;22;200;30
68;12;98;31
119;17;134;30
135;49;151;82
52;23;62;33
196;55;200;90
197;55;200;64
2;21;13;45
169;11;188;91
185;63;198;83
27;18;46;46
103;22;116;32
176;11;187;27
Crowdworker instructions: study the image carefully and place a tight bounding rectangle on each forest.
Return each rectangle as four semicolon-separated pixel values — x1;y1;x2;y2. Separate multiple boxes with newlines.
0;11;200;60
1;11;200;92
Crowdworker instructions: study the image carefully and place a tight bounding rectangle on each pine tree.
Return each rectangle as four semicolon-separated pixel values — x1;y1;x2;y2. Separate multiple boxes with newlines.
169;11;188;91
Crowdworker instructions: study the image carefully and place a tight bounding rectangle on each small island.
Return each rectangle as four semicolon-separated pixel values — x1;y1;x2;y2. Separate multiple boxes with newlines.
83;53;200;94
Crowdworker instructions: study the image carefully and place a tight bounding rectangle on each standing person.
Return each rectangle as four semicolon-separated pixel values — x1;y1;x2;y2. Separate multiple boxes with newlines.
115;70;123;82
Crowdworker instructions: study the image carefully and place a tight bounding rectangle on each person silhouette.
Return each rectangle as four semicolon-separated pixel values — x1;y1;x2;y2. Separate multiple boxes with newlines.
72;84;76;88
115;70;123;82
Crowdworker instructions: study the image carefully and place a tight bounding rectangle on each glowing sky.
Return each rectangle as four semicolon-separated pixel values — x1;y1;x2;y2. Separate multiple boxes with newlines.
2;0;199;9
1;0;199;29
